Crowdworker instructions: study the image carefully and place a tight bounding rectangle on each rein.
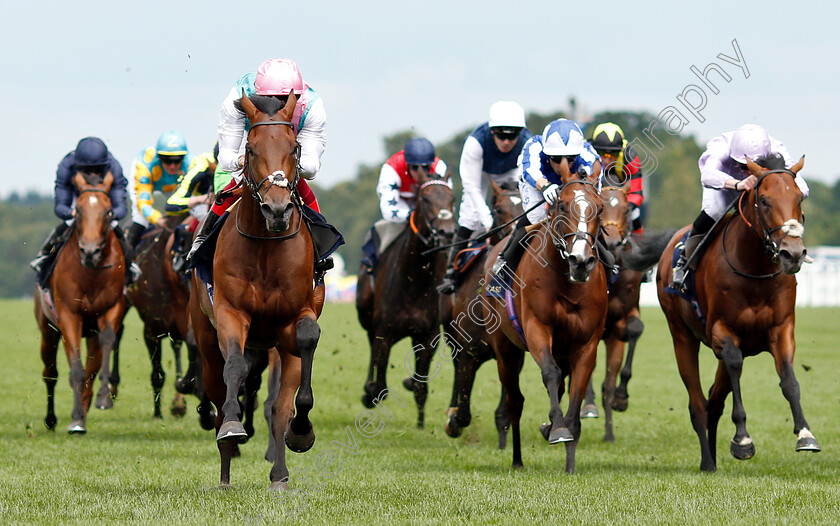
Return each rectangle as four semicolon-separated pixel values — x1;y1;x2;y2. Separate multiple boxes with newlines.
544;179;601;262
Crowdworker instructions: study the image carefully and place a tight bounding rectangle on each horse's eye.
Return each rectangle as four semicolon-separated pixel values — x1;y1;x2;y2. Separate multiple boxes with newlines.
759;196;769;207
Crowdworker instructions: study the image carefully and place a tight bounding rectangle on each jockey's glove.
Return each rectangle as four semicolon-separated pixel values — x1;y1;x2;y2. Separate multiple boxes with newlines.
542;184;560;206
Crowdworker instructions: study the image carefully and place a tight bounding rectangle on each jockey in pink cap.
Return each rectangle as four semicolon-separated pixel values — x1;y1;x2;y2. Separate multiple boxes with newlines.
187;58;327;262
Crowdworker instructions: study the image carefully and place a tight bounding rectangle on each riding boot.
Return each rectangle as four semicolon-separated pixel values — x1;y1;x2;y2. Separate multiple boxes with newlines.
492;217;530;276
437;226;473;295
127;222;146;252
596;232;618;278
670;211;715;291
113;225;141;284
186;211;220;262
30;222;69;273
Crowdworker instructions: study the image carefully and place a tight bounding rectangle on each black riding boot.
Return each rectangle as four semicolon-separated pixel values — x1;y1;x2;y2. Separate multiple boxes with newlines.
113;225;141;284
30;222;69;273
492;217;530;276
186;211;220;262
437;226;473;295
127;222;146;252
596;232;618;278
670;211;715;291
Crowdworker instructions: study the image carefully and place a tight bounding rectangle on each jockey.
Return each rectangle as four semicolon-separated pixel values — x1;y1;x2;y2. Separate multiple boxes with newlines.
361;137;449;270
589;122;645;235
670;124;811;291
492;118;603;276
437;101;532;294
30;137;137;283
127;130;194;248
187;58;327;263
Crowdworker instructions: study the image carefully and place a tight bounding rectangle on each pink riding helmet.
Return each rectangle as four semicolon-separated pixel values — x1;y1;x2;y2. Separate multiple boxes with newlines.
255;58;305;96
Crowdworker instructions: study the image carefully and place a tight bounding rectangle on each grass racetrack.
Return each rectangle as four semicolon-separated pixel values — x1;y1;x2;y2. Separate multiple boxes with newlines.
1;299;838;525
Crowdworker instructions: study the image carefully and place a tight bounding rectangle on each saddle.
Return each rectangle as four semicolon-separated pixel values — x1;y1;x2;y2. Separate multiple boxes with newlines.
36;225;75;288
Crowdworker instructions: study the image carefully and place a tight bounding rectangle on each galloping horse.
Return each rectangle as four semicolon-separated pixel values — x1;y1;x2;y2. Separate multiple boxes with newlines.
189;92;324;489
35;171;128;433
126;219;214;429
485;164;608;473
356;169;456;427
657;154;820;471
588;183;645;442
441;180;523;447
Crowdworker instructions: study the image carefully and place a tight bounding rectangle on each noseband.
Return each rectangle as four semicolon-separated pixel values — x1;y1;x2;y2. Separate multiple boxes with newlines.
409;179;454;247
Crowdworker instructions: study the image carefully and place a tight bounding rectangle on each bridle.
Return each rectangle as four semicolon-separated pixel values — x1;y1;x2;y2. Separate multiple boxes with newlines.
600;186;631;250
542;179;601;265
409;179;454;248
723;168;803;278
236;120;304;241
491;190;522;238
75;187;115;269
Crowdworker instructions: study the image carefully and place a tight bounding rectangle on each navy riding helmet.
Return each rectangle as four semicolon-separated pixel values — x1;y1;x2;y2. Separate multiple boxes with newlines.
75;137;109;166
404;137;435;165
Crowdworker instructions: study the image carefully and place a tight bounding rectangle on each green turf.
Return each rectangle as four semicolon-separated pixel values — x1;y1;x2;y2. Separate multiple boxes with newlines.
1;299;838;525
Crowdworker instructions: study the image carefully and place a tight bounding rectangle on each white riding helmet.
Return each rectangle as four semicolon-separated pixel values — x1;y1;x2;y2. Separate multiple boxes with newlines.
488;101;526;129
542;119;585;156
729;124;771;164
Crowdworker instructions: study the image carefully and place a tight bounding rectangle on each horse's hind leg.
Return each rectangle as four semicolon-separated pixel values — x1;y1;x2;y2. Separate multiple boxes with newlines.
40;325;61;430
170;340;187;417
404;331;440;429
581;380;599;419
601;335;625;442
270;351;301;489
719;337;754;460
614;315;643;411
362;331;392;408
110;323;124;398
706;361;733;463
242;348;268;441
264;349;281;462
285;316;320;453
144;333;165;419
673;329;713;471
495;344;525;468
770;324;820;452
445;345;484;438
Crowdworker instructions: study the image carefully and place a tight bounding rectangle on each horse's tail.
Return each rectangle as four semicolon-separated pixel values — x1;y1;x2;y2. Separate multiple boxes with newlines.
620;229;677;271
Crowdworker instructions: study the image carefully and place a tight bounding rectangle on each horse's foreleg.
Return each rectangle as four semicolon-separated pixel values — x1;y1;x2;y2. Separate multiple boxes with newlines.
528;326;571;445
286;316;320;453
614;315;643;411
214;306;250;443
144;333;165;419
581;379;599;419
94;326;117;410
110;323;124;398
495;343;525;468
271;351;301;489
564;340;599;474
445;344;481;438
719;337;754;461
405;331;439;429
600;336;624;442
58;317;87;433
771;324;820;452
363;332;392;408
40;325;61;430
82;335;105;415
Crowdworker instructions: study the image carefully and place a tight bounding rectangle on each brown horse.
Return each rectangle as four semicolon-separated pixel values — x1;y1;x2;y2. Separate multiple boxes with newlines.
657;154;819;472
485;172;608;473
125;219;214;429
35;171;128;433
586;184;645;442
356;170;456;427
189;92;324;489
441;180;523;447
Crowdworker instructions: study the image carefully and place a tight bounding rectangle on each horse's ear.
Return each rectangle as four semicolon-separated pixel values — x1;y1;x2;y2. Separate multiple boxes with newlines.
589;160;602;185
73;172;88;191
489;179;503;196
557;157;573;184
745;155;763;175
240;90;258;122
281;92;297;121
102;171;114;190
790;155;805;175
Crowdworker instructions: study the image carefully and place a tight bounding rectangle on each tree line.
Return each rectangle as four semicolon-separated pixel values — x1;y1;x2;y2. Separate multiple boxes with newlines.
3;109;838;298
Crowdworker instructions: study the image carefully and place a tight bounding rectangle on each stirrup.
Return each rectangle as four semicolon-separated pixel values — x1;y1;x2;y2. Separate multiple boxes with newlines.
30;254;48;272
436;271;458;295
314;256;334;273
185;236;206;262
129;263;142;283
491;256;507;276
669;266;688;291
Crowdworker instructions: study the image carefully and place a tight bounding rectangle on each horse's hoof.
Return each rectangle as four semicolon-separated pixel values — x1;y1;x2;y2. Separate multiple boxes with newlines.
444;415;462;438
170;403;186;418
361;393;375;409
269;480;289;492
45;415;57;430
539;423;551;441
216;420;248;443
730;439;755;460
67;421;87;434
108;383;118;398
611;396;629;412
95;394;113;410
548;426;574;444
580;403;599;419
174;376;195;395
285;423;316;453
402;377;417;392
796;437;821;452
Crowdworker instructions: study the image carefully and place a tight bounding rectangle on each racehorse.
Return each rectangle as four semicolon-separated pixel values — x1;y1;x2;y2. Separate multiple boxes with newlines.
126;218;214;430
485;162;608;473
356;168;456;428
441;180;523;447
189;92;325;489
35;171;128;434
656;154;820;471
586;183;645;442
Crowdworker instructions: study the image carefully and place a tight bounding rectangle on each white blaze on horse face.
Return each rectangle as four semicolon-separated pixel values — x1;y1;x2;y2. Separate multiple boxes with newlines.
781;219;804;238
570;190;589;258
609;196;619;207
510;196;522;206
88;195;99;207
437;209;453;221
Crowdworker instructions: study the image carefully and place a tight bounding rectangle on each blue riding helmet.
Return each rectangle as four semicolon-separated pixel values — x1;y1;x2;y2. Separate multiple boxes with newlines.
404;137;435;165
156;130;188;156
75;137;109;166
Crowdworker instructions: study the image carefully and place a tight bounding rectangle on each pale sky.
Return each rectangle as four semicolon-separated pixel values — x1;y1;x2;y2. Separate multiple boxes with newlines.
2;0;838;199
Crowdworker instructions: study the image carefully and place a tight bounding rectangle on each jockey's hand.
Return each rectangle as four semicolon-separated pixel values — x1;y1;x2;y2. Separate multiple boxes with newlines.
738;175;758;191
542;183;561;206
238;154;245;168
187;194;211;208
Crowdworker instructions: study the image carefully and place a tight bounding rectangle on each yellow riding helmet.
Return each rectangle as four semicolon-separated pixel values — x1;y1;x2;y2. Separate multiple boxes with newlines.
590;123;625;151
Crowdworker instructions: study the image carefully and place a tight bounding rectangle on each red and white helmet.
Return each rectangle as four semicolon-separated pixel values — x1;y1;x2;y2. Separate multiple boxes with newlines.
255;58;305;96
729;124;771;164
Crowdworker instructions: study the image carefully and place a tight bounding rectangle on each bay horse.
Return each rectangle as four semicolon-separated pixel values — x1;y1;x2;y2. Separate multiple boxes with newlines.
585;183;645;442
189;92;325;489
126;218;214;430
34;171;128;434
657;154;820;472
441;180;523;447
356;169;456;427
485;166;608;473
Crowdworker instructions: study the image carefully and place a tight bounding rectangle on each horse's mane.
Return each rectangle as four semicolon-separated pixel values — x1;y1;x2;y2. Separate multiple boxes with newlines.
248;95;290;117
498;180;518;192
78;172;104;186
754;152;785;170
